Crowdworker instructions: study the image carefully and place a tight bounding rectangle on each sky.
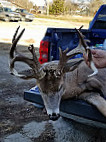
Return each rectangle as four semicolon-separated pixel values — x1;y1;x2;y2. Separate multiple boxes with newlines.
29;0;52;6
71;0;90;3
29;0;90;6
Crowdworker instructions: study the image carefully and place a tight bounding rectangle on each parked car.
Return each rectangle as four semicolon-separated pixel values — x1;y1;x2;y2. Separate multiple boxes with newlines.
15;8;34;22
0;7;21;22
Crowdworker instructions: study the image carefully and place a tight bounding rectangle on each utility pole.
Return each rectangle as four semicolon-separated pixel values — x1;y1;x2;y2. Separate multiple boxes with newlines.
46;0;49;15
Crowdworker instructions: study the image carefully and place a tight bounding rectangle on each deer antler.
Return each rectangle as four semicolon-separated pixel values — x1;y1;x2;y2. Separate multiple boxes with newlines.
55;47;82;77
75;28;98;77
66;26;85;58
55;26;85;76
9;26;46;80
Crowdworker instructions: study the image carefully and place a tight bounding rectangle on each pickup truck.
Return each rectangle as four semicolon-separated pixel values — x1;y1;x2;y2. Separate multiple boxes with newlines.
0;7;21;22
24;4;106;128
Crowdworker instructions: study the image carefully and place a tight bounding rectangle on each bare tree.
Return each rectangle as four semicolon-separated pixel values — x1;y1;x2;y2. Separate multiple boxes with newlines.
64;0;72;14
7;0;33;11
89;0;105;15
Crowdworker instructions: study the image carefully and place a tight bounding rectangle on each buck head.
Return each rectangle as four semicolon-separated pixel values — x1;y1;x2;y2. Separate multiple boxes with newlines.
9;26;85;121
36;61;65;120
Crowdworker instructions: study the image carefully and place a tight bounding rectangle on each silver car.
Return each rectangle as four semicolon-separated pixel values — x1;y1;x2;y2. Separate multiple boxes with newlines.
0;7;21;22
15;8;34;22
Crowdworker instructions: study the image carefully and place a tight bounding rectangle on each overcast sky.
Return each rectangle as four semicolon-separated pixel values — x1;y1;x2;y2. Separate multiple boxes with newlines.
29;0;52;6
29;0;90;6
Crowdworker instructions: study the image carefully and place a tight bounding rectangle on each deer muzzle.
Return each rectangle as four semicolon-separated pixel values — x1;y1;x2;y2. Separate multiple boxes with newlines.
49;113;60;121
41;86;65;121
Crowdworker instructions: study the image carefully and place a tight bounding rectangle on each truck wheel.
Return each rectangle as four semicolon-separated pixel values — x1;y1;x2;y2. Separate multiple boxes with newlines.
29;20;33;22
21;17;25;22
5;17;9;22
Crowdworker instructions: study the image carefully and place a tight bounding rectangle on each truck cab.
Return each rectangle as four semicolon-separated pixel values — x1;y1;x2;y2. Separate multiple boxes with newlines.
89;4;106;30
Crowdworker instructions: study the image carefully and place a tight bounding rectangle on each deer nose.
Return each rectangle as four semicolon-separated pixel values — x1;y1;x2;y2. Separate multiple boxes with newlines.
49;113;60;121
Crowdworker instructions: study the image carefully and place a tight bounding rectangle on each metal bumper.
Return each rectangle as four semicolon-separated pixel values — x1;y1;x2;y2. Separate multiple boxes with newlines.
9;16;20;21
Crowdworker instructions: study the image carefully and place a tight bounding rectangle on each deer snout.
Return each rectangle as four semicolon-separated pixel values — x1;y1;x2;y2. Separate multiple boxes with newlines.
49;113;60;121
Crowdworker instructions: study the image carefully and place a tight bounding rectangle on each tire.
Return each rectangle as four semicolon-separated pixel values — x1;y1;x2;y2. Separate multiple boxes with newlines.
29;20;33;22
5;17;9;22
25;19;33;22
21;17;25;21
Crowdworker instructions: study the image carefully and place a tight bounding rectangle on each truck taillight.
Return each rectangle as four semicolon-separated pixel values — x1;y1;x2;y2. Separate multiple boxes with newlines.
39;40;49;64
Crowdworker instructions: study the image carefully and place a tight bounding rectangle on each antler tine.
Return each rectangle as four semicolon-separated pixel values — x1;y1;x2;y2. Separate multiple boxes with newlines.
75;28;92;59
59;47;82;66
9;27;46;80
28;44;46;79
65;26;85;58
10;45;46;80
79;25;83;31
12;26;20;43
76;28;98;77
28;44;41;68
75;28;88;51
55;47;82;76
10;27;25;59
10;49;46;80
10;55;33;78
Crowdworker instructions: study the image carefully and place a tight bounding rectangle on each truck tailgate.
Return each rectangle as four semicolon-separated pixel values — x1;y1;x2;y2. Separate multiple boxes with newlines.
24;86;106;128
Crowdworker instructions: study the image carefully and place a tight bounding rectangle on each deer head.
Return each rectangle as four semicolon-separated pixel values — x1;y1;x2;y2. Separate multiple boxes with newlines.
9;26;87;121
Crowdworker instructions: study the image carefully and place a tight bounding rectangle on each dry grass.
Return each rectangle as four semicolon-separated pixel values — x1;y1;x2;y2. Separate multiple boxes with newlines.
0;16;92;47
35;14;93;24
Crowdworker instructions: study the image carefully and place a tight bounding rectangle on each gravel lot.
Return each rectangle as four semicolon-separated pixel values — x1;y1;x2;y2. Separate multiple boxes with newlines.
0;19;106;142
0;18;89;47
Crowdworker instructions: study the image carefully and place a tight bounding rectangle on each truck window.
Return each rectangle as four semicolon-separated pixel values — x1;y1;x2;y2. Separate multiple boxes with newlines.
98;6;106;20
4;7;12;12
92;6;106;29
21;9;28;14
15;9;21;13
0;7;3;12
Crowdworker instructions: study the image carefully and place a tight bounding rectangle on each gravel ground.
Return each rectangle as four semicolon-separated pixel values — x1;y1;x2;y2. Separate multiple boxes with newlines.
0;19;106;142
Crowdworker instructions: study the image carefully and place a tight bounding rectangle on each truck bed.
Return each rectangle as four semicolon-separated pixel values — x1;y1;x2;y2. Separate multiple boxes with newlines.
45;28;106;62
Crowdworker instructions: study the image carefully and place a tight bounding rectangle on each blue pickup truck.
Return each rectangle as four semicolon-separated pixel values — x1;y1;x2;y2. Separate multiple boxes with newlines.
24;4;106;128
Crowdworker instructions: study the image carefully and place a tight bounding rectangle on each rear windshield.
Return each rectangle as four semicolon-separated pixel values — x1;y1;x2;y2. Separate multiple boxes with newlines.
92;6;106;29
20;9;28;14
98;6;106;21
4;7;12;12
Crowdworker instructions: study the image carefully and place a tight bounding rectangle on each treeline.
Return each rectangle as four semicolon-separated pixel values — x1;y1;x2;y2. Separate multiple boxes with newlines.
7;0;105;16
49;0;105;16
7;0;33;10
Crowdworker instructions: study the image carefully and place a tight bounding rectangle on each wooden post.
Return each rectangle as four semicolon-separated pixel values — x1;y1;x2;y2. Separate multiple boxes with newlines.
47;0;49;15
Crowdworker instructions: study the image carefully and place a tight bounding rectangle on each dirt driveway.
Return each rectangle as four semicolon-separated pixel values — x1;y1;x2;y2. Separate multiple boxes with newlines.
0;18;89;47
0;19;106;142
